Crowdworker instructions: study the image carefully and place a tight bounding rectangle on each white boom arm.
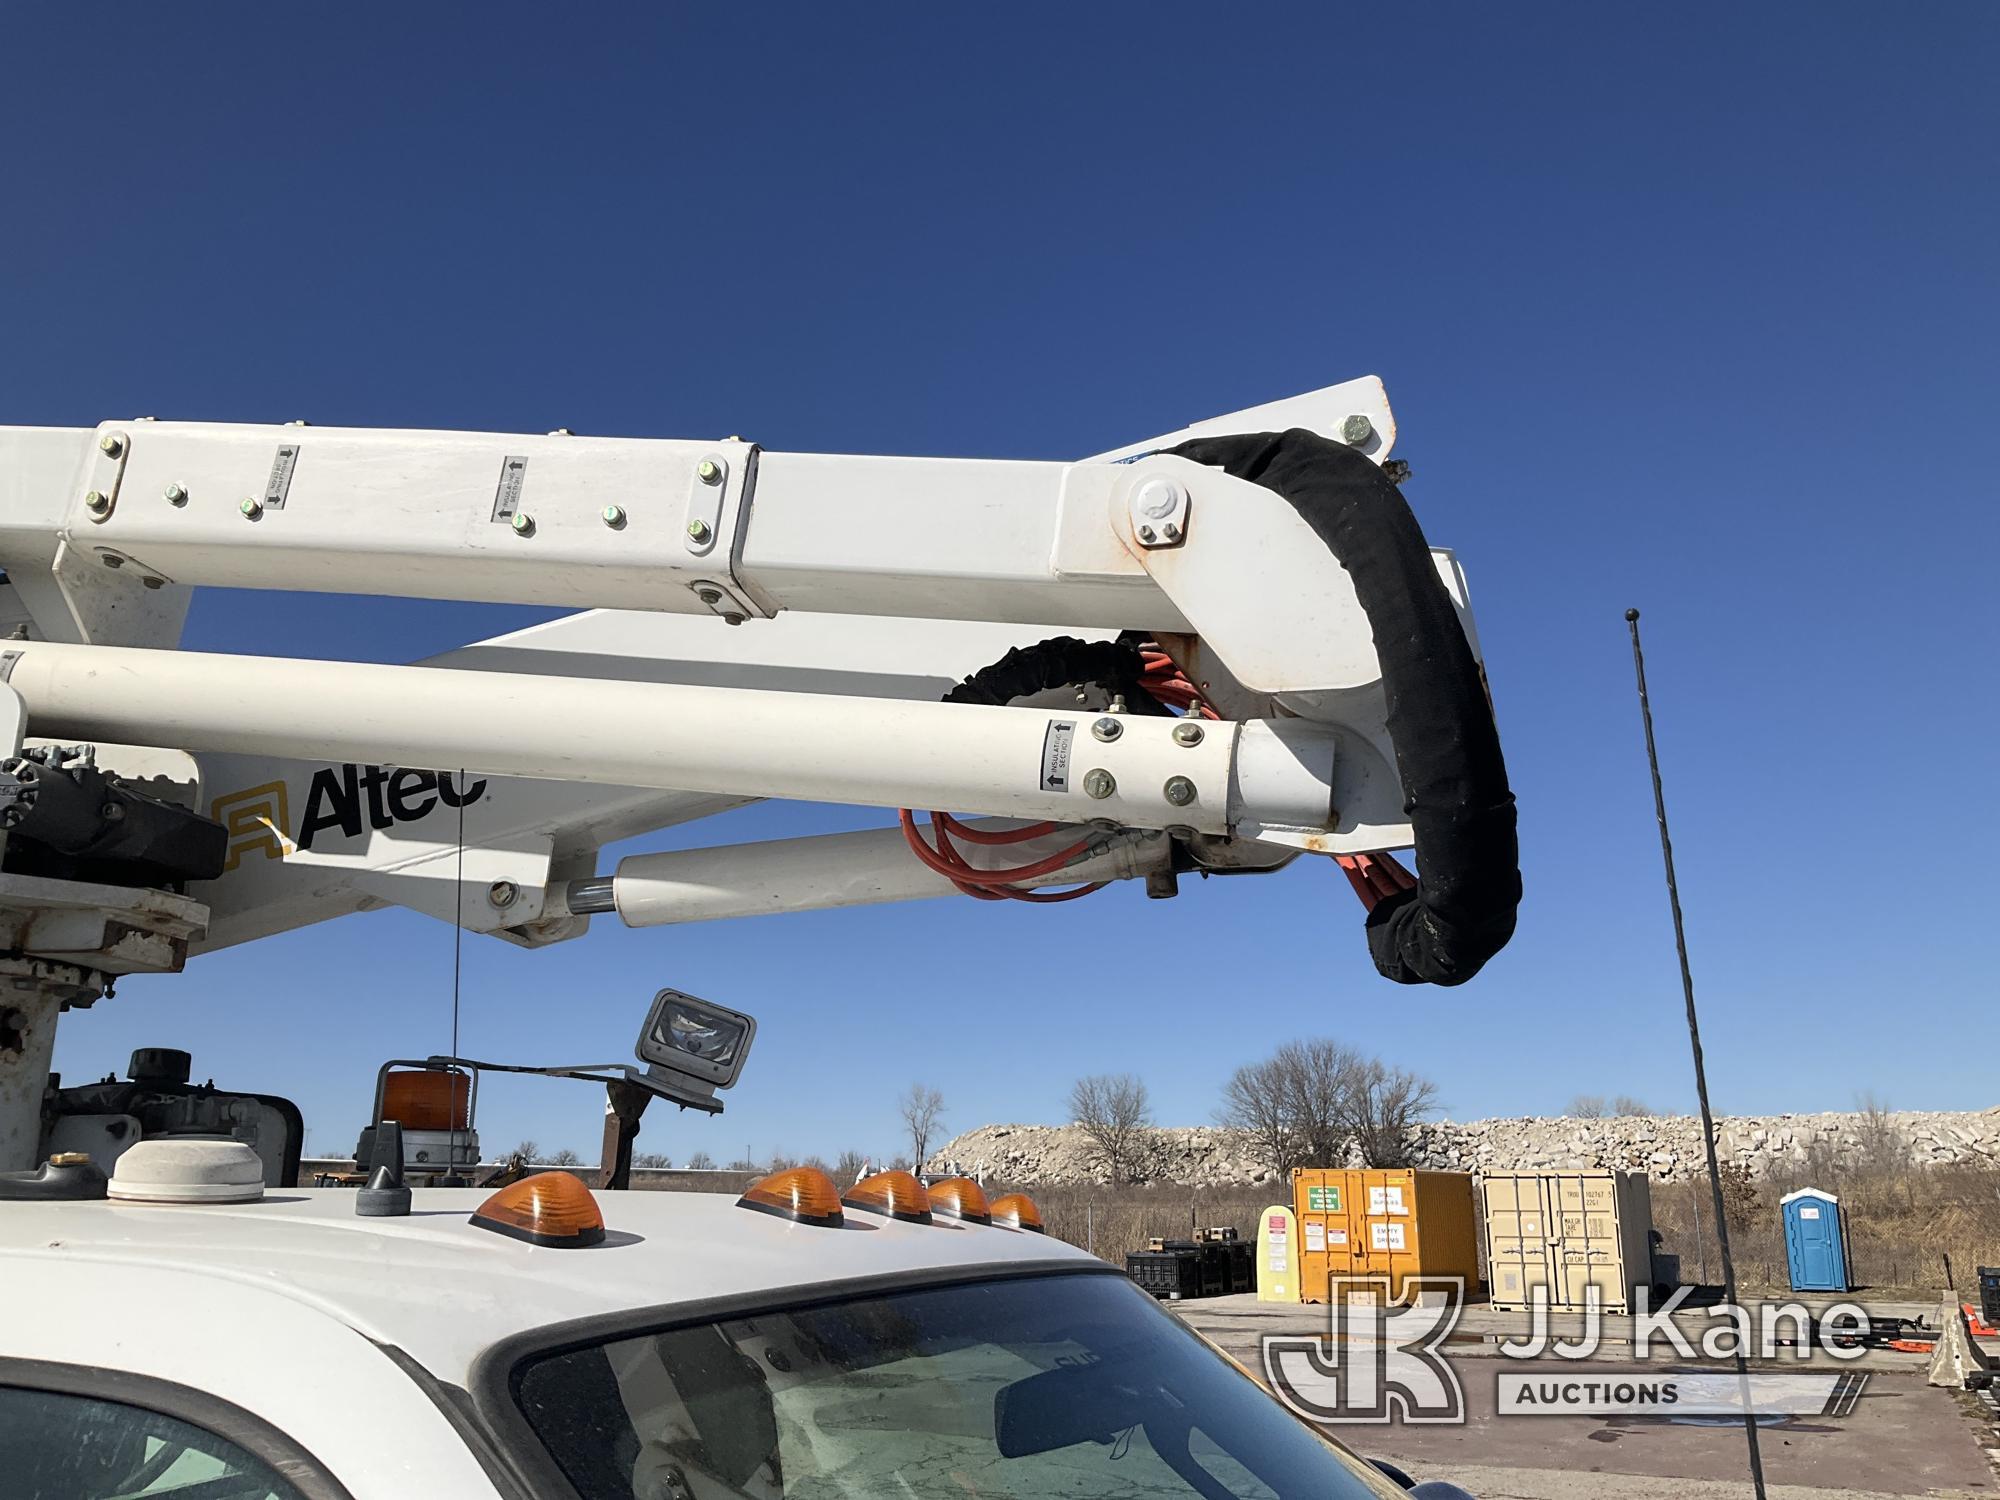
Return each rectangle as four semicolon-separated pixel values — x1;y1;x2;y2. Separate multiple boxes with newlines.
0;374;1507;960
0;376;1528;1168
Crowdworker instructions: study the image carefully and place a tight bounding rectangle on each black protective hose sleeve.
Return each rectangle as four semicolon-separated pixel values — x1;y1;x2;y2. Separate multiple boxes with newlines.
1165;429;1520;985
942;637;1167;715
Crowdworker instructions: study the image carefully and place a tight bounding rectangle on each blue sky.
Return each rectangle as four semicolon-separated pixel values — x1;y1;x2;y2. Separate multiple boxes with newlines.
6;5;1996;1164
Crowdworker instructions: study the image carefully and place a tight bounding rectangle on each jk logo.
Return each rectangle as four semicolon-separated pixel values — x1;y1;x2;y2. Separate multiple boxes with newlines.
1261;1276;1466;1424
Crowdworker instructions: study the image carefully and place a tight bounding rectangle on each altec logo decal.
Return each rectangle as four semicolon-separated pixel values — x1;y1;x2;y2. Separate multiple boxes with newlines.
212;766;486;869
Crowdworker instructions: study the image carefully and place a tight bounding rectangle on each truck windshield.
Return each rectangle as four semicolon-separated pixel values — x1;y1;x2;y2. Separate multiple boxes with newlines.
509;1269;1397;1500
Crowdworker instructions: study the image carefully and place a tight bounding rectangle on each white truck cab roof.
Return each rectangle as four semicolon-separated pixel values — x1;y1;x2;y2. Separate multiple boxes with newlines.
1;1185;1097;1383
0;1182;1412;1500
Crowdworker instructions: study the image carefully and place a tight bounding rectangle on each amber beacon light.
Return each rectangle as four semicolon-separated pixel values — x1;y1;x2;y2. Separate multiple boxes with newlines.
737;1167;845;1228
927;1176;991;1225
471;1173;607;1248
842;1170;934;1225
990;1192;1045;1232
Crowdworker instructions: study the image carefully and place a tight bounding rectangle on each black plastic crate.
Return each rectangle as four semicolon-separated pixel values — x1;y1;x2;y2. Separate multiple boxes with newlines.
1194;1242;1239;1297
1225;1240;1254;1294
1978;1266;2000;1328
1127;1245;1205;1299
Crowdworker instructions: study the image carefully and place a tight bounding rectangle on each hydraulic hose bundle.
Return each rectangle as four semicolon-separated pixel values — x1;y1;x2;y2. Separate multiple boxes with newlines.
1165;429;1520;986
899;428;1520;986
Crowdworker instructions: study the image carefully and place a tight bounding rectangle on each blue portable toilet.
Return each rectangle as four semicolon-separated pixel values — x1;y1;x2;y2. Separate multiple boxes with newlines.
1781;1188;1849;1292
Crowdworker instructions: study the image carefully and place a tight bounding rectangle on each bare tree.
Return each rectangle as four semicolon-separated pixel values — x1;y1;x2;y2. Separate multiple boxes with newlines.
899;1083;946;1171
632;1151;673;1169
1611;1096;1651;1118
1069;1073;1155;1183
1217;1055;1300;1180
1567;1095;1607;1119
835;1148;869;1182
685;1149;716;1170
545;1147;584;1167
1276;1039;1365;1167
511;1139;542;1162
1340;1059;1438;1167
1853;1093;1909;1175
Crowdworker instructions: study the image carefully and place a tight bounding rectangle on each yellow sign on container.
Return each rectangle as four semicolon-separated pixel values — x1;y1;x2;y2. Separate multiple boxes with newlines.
1255;1203;1302;1302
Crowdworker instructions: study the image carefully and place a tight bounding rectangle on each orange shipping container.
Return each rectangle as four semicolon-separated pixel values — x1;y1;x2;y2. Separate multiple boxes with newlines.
1290;1168;1480;1304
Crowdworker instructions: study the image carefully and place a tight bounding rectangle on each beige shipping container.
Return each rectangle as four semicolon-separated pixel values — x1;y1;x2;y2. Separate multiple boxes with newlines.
1292;1168;1480;1304
1482;1170;1656;1313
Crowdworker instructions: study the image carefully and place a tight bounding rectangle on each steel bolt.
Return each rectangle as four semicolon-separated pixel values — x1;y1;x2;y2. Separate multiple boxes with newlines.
100;554;123;569
164;483;188;505
601;504;627;528
83;490;110;513
1082;768;1116;800
239;497;263;520
509;512;534;535
1340;414;1374;445
487;879;520;909
696;587;724;605
1163;775;1197;807
1137;524;1157;544
1162;521;1182;543
98;433;123;456
1172;721;1205;747
1091;716;1123;742
697;459;723;485
686;519;712;543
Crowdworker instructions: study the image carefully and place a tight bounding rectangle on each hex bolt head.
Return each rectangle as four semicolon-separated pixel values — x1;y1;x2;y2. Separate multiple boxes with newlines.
1163;775;1197;807
1340;414;1374;445
697;459;723;485
1162;521;1182;543
164;483;188;505
696;587;724;606
83;490;110;513
1137;524;1157;544
98;433;123;456
487;879;520;910
686;519;712;543
601;504;627;528
239;497;263;520
1083;768;1116;800
509;512;534;535
1091;716;1124;742
100;554;123;569
1172;720;1205;747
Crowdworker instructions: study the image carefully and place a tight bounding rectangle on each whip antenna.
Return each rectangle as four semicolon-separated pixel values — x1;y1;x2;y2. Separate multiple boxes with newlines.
1626;608;1768;1500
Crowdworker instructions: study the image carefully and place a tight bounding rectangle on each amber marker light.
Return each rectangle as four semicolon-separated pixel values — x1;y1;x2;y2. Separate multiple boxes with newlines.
927;1176;991;1225
737;1166;844;1228
990;1192;1045;1232
382;1069;470;1132
470;1172;606;1248
842;1169;933;1225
